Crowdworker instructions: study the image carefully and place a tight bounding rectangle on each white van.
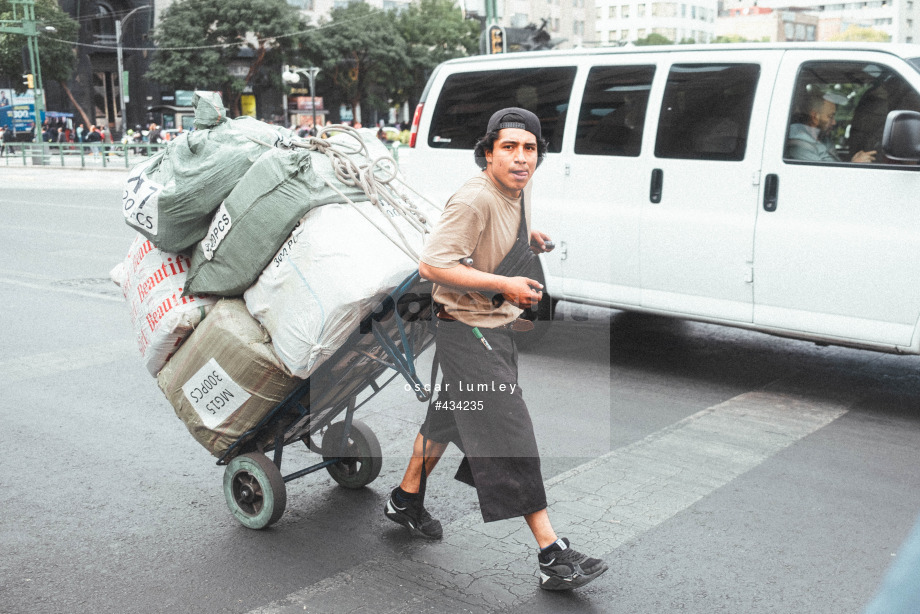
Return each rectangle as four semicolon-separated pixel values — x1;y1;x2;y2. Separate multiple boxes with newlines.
405;43;920;354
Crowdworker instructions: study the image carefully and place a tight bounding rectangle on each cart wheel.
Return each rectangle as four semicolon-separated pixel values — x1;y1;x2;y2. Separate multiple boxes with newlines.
321;419;383;489
223;452;287;529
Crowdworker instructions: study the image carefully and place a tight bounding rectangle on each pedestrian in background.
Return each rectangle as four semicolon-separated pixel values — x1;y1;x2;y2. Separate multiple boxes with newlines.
2;125;16;155
102;125;113;156
86;125;102;157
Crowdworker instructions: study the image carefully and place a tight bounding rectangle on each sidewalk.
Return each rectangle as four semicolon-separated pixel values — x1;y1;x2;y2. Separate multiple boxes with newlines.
2;141;413;171
1;165;129;190
1;143;158;171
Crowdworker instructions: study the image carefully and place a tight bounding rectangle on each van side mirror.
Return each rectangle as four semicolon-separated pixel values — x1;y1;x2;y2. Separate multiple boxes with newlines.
882;110;920;162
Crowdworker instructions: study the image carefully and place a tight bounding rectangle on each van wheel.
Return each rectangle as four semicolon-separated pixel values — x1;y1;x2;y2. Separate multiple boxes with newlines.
517;288;556;351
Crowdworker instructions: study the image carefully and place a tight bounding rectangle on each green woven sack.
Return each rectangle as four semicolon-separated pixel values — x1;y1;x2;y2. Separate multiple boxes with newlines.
122;116;291;253
183;145;366;296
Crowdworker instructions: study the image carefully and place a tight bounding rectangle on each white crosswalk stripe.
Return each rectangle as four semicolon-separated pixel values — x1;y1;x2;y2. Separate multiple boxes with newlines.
247;389;849;614
0;339;135;384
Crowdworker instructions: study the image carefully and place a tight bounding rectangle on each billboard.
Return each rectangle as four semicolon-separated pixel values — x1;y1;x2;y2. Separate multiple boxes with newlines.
240;94;256;118
0;89;44;133
288;96;324;112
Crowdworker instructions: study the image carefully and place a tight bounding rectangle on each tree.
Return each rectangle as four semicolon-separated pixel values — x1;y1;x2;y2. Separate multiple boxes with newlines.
396;0;477;112
0;0;92;126
829;25;890;42
634;33;673;46
149;0;305;115
299;2;409;125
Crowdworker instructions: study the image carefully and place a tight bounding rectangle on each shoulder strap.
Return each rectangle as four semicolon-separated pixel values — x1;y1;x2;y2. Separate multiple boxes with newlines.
517;193;528;243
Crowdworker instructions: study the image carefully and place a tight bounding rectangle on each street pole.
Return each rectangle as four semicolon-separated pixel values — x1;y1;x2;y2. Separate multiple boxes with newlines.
486;0;498;26
24;12;43;144
283;65;321;132
306;66;320;133
116;18;124;134
1;0;44;143
116;6;150;137
282;65;289;127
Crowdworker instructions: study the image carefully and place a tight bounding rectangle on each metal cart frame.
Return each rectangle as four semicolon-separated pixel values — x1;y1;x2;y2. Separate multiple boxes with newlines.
220;272;435;529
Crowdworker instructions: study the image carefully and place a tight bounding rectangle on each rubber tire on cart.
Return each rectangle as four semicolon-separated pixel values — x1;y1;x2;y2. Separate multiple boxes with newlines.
321;419;383;489
223;452;287;529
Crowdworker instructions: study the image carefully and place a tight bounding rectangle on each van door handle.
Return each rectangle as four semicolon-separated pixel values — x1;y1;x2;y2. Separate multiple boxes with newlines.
763;173;779;212
650;168;663;203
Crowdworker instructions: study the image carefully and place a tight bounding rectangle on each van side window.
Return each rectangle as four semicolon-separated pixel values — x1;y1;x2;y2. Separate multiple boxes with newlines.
654;64;760;161
427;67;577;152
574;65;655;157
785;61;920;165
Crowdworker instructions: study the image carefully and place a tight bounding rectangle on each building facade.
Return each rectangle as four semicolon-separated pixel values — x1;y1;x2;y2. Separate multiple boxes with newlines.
495;0;595;48
720;0;920;42
594;0;719;44
715;7;819;41
53;0;157;134
295;0;594;48
295;0;413;23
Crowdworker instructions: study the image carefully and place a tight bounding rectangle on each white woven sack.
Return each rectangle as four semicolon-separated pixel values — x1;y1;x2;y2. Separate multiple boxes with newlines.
244;201;423;379
111;235;218;376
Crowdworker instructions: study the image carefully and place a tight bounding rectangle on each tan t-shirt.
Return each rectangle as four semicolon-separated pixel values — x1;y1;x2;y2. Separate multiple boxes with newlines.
420;174;532;328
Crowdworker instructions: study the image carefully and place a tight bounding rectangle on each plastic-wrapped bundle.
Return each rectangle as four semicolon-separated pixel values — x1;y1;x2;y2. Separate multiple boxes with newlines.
110;235;218;377
157;298;298;458
243;200;426;379
122;102;291;253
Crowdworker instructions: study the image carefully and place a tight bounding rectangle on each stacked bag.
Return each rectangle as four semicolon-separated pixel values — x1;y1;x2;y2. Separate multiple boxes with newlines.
122;92;293;253
112;91;436;458
110;235;217;377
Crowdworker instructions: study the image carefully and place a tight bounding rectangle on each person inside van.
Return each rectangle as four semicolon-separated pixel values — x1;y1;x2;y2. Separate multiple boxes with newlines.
786;92;876;163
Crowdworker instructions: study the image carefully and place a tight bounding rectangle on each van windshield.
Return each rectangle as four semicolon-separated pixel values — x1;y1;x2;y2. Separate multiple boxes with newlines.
427;67;576;152
910;57;920;73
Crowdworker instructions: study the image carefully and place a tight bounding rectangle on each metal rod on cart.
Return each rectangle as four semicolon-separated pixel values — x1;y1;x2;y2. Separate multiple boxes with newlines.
283;458;344;483
272;429;284;468
372;319;430;401
335;397;358;458
217;381;313;465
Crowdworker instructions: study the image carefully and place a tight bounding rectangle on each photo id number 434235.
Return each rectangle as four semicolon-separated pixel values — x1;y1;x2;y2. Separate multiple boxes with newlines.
434;400;483;411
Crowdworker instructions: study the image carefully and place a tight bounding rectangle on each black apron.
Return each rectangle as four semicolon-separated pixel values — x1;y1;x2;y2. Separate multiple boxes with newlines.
418;196;547;523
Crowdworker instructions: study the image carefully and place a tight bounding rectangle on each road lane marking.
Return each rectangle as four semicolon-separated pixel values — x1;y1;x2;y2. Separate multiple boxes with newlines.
0;199;115;212
0;339;136;385
0;277;123;302
0;269;57;280
0;224;121;241
247;390;849;614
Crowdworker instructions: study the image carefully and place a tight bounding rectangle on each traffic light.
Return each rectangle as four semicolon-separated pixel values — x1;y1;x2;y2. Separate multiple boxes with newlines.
23;73;34;89
489;25;505;54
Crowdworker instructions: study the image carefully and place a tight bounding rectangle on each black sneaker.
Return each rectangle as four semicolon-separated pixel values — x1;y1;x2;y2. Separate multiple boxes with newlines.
383;488;443;540
538;537;608;591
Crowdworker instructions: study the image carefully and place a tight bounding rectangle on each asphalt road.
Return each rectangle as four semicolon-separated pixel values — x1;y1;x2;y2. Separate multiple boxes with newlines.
1;167;919;614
